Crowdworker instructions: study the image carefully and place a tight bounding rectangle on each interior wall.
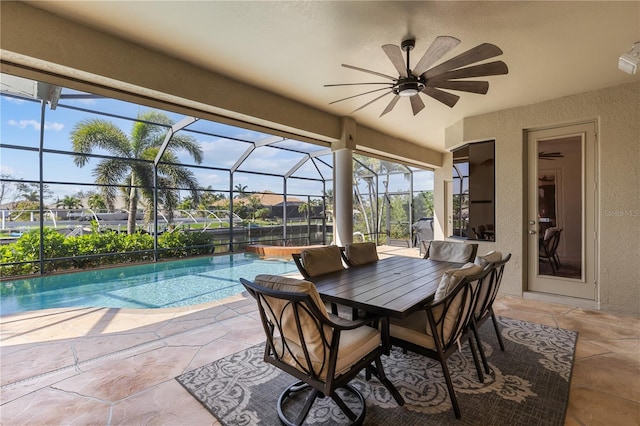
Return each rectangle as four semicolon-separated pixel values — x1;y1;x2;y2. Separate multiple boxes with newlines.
443;81;640;315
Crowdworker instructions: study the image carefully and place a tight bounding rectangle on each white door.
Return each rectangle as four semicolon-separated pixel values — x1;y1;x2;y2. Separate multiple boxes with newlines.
526;122;597;299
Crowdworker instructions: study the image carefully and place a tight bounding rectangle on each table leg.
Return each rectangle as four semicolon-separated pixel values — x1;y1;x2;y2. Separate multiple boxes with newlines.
381;317;391;355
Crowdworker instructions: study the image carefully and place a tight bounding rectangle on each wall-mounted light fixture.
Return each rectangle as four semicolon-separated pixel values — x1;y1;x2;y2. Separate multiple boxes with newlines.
618;42;640;74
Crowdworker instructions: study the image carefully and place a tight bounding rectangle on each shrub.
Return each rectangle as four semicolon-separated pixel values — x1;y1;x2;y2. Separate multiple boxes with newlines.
0;228;214;278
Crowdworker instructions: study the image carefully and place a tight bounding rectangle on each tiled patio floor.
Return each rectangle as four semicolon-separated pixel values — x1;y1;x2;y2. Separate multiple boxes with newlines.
1;247;638;425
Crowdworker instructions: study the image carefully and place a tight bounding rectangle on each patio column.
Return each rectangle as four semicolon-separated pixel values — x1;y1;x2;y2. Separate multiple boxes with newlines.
333;118;356;246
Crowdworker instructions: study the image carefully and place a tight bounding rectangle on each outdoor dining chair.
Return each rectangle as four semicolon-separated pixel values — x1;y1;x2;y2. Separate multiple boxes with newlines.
240;274;404;426
412;218;434;257
388;263;491;419
423;240;478;263
471;252;512;374
293;245;357;318
292;245;345;280
342;242;379;266
539;227;562;273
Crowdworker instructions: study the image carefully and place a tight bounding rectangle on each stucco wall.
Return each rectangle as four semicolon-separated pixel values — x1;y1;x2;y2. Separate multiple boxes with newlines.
443;81;640;315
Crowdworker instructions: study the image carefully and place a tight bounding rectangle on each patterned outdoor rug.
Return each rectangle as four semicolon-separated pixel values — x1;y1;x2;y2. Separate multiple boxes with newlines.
176;317;577;425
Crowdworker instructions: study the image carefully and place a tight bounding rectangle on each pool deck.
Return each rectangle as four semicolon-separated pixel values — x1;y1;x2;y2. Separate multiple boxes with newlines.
1;245;639;425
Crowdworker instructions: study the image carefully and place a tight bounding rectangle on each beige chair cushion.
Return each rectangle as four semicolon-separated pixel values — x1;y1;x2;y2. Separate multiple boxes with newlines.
345;242;379;266
275;318;380;379
473;251;502;316
474;250;503;267
301;246;345;277
434;262;483;302
254;274;328;319
254;274;379;379
428;262;482;341
428;240;475;262
390;310;437;349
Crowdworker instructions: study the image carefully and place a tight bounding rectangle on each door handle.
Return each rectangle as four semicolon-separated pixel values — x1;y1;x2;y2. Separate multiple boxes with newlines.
529;230;537;235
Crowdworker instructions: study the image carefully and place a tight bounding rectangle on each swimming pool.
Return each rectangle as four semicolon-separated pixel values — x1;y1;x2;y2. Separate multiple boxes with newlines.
0;254;299;315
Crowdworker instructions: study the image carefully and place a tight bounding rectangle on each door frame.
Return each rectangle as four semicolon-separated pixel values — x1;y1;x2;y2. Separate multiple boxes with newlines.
525;121;598;301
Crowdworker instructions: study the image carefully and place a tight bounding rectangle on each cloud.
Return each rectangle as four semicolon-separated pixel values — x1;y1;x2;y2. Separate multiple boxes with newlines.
3;97;25;105
196;171;230;187
7;119;64;131
45;122;65;131
0;164;16;175
71;98;96;106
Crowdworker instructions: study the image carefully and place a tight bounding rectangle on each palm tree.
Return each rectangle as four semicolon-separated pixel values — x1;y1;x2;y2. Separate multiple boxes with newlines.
247;195;263;222
298;201;310;221
56;195;83;210
198;186;225;211
71;110;203;234
16;182;53;203
233;184;248;199
353;156;378;236
87;193;107;211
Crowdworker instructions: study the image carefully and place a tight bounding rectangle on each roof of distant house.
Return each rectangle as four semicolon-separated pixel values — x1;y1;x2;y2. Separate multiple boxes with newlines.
219;190;304;207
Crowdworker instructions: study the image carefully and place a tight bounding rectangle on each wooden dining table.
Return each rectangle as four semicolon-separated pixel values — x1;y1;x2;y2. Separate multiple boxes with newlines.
310;256;463;350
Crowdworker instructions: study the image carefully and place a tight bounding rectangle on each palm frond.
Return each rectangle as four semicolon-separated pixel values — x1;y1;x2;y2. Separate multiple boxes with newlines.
131;111;173;154
71;119;132;166
163;133;203;164
93;158;130;186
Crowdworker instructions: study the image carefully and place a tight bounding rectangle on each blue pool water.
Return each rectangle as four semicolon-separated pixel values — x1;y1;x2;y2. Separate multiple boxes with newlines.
0;254;298;315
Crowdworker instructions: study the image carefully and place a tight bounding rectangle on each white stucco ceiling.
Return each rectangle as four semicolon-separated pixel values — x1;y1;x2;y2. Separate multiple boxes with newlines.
26;1;640;152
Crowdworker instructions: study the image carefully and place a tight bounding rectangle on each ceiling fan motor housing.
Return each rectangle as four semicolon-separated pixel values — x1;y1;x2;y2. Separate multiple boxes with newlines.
401;38;416;52
394;76;426;97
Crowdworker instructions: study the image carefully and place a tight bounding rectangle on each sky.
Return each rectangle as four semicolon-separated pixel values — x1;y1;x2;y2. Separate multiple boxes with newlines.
0;77;433;207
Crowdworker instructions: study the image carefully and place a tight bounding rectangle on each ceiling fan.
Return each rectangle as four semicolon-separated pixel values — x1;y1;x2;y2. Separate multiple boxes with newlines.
325;36;508;117
538;151;564;160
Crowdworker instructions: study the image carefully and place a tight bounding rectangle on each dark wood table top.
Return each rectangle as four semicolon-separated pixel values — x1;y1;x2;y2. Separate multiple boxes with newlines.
311;256;462;319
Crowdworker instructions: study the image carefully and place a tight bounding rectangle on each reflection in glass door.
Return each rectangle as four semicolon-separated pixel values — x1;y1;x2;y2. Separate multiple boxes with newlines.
527;123;597;300
537;141;582;279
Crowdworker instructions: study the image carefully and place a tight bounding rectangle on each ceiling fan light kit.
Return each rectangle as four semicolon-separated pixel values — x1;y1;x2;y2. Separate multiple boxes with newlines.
395;78;425;97
325;36;509;117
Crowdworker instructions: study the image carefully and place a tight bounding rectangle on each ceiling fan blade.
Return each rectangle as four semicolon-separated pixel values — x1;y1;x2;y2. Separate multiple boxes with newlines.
352;91;394;114
342;64;397;81
422;87;460;108
539;151;564;158
413;36;461;76
422;43;504;79
410;95;426;116
380;95;401;116
382;44;408;77
427;61;509;81
329;87;394;105
324;82;394;87
426;80;489;94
